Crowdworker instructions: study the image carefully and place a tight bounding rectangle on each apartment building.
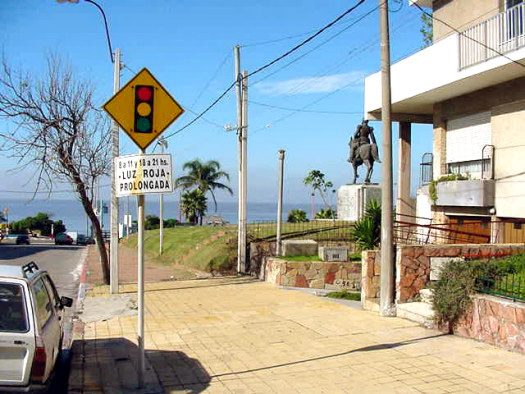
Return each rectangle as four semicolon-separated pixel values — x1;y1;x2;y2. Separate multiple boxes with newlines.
364;0;525;243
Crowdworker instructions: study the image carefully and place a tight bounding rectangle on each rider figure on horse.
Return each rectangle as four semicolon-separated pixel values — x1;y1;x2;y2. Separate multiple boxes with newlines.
349;119;381;163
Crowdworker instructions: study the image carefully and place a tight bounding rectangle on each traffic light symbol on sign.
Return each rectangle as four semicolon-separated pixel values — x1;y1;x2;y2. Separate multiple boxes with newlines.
135;85;154;133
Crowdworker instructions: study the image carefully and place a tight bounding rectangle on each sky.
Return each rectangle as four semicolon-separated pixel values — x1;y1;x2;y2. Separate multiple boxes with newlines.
0;0;433;207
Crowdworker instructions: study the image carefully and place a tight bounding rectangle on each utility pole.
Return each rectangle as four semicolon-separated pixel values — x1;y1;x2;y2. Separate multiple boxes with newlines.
110;48;121;295
240;70;248;272
276;150;285;256
234;45;246;274
379;0;395;316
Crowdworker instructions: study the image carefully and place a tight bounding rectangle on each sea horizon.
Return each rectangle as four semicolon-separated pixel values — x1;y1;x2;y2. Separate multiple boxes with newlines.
0;197;328;234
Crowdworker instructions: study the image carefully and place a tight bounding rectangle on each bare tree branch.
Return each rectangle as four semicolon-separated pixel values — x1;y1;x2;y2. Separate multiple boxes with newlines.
0;54;111;284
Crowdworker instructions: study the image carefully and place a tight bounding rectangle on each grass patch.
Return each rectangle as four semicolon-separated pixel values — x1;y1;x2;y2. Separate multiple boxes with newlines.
122;225;237;271
282;255;321;262
326;291;361;301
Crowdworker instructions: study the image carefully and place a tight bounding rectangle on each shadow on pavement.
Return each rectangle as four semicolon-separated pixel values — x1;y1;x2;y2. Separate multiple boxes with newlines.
0;244;83;260
68;337;210;393
211;333;449;379
114;277;261;295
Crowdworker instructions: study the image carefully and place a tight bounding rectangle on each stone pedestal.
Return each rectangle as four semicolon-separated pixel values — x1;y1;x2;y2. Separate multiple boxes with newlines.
337;184;381;221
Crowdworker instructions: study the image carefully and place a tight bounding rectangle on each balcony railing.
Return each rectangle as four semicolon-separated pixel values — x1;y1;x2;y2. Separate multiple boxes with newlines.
460;3;525;69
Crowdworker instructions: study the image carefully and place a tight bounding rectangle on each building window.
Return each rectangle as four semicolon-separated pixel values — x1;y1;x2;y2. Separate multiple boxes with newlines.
504;0;524;40
507;0;524;10
514;222;522;230
447;159;489;177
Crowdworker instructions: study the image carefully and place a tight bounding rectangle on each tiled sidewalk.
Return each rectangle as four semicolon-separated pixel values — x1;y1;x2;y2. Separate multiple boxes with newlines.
69;276;525;394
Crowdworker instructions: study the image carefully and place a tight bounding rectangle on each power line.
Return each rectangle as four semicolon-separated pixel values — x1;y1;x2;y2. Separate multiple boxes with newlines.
249;100;362;114
163;81;236;139
251;3;379;88
163;0;367;140
188;50;232;109
246;0;366;80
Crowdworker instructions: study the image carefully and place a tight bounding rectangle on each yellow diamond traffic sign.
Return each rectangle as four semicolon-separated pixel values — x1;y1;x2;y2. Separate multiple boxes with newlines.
103;68;184;150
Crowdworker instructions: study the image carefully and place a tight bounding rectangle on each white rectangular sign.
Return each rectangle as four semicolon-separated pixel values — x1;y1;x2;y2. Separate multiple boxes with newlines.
115;153;173;197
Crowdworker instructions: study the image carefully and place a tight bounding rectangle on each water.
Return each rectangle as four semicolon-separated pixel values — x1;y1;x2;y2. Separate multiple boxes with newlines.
0;198;315;234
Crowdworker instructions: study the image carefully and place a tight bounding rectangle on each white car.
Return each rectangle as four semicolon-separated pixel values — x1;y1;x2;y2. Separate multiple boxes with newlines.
0;262;73;392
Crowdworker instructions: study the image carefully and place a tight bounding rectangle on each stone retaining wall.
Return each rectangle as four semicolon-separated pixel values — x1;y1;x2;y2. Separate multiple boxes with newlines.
397;244;525;302
455;295;525;353
264;258;361;290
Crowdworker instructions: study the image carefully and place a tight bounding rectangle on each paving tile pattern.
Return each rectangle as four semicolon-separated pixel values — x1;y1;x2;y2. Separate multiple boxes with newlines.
69;277;525;393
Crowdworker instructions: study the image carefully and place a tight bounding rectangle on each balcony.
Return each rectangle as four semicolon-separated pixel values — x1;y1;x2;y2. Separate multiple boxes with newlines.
460;3;525;69
435;179;495;207
364;3;525;122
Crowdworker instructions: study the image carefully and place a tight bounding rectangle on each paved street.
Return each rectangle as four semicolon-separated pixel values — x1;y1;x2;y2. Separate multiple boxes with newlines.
0;241;86;300
71;277;525;393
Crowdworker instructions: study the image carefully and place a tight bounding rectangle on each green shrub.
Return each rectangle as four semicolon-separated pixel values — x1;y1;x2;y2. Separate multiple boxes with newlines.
315;208;336;219
351;199;381;250
430;259;477;333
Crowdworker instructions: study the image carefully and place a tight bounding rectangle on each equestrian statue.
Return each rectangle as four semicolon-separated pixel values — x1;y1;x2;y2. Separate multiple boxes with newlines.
347;119;381;184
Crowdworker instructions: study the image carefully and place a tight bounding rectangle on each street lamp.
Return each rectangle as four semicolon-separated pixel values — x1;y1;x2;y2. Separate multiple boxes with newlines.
57;0;121;295
56;0;113;63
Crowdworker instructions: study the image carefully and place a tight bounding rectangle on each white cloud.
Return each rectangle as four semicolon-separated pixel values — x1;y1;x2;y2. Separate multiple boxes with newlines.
255;71;365;96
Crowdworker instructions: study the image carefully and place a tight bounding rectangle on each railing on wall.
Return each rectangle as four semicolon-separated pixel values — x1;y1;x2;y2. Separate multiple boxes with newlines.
394;215;491;245
476;274;525;302
460;3;525;69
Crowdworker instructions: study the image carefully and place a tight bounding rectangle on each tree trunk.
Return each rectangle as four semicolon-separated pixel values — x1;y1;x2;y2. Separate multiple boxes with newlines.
77;186;110;285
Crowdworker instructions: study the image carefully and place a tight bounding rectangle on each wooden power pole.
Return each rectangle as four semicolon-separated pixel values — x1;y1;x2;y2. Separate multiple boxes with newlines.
379;0;395;316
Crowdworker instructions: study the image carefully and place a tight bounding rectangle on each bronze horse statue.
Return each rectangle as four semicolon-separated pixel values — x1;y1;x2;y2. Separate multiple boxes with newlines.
347;138;381;184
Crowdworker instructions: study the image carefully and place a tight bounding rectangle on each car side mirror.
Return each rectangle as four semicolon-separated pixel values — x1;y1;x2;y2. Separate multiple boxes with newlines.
60;296;73;308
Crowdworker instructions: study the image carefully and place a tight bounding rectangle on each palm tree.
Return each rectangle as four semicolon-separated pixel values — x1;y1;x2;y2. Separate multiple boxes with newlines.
287;209;308;223
181;189;207;224
176;159;233;211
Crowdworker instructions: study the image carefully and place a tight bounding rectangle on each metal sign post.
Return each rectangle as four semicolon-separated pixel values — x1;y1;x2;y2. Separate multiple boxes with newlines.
103;67;183;389
136;149;145;387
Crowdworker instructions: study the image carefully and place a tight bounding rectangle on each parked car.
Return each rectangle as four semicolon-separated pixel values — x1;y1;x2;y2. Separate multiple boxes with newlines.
15;234;30;245
54;233;73;246
76;234;87;246
0;261;73;392
86;237;95;245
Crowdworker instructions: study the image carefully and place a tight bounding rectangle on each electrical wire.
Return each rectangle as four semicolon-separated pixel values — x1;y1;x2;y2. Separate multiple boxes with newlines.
245;0;366;80
251;3;380;88
162;0;367;140
248;10;419;120
188;50;232;109
249;100;362;114
414;3;525;70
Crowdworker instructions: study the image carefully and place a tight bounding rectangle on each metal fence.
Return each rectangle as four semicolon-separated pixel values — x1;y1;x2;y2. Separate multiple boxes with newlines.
475;273;525;302
248;220;354;243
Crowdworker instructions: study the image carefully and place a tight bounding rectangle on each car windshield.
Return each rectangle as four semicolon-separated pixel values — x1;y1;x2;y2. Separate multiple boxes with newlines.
0;283;29;332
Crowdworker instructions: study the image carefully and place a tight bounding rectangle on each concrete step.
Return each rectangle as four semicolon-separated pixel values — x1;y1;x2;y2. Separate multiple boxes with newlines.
396;302;435;329
419;288;433;304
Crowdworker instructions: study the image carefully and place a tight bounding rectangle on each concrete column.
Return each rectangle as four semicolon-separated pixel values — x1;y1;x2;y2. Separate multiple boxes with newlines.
433;103;447;179
397;122;412;219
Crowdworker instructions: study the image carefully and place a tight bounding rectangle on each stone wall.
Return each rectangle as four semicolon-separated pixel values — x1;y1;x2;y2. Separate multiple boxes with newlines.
264;258;361;290
361;250;380;299
361;250;381;312
397;244;525;302
455;295;525;354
